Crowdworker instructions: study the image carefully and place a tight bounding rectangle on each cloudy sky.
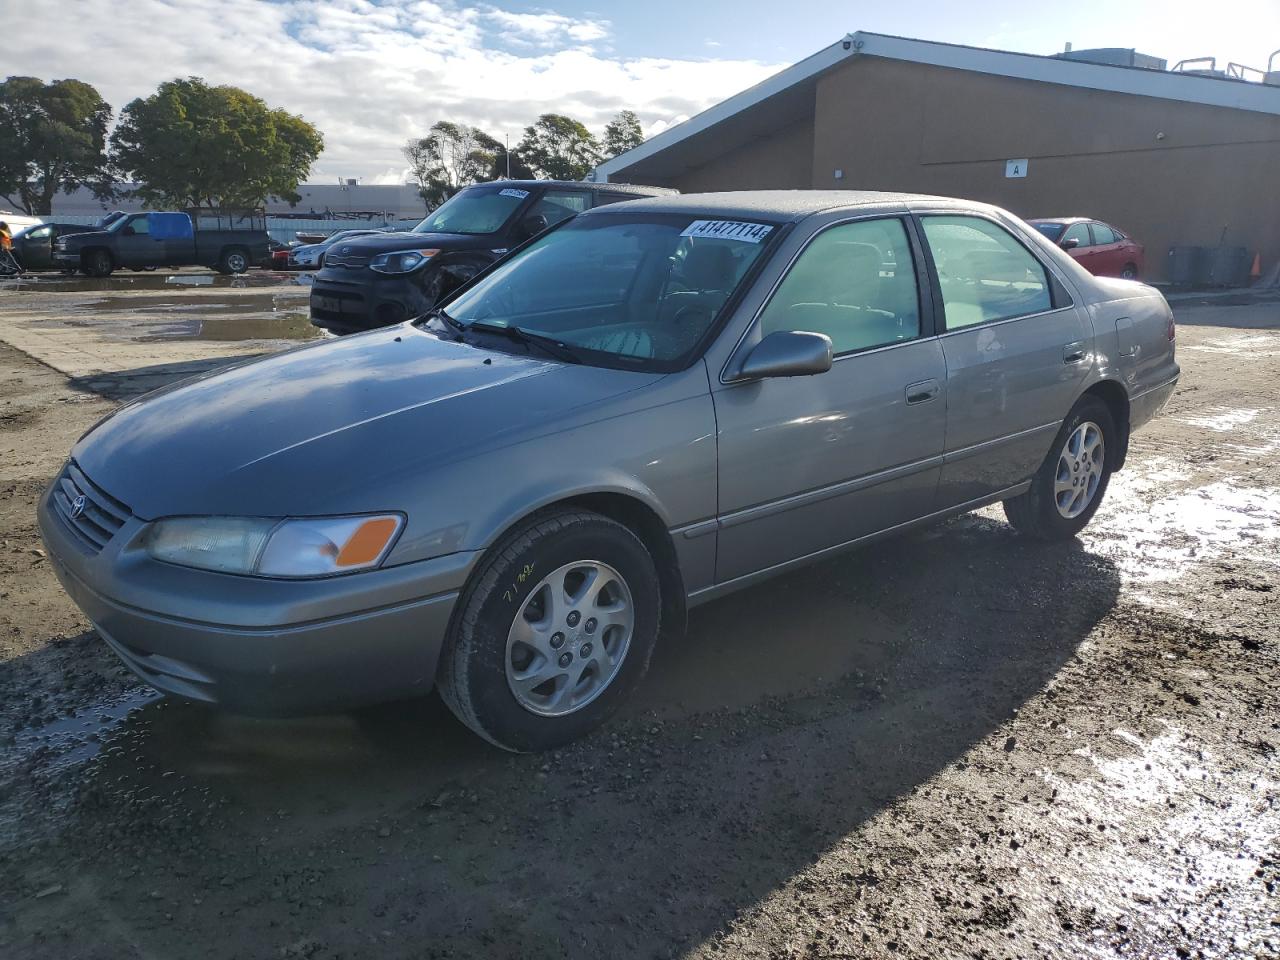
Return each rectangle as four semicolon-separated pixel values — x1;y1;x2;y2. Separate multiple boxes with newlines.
9;0;1279;184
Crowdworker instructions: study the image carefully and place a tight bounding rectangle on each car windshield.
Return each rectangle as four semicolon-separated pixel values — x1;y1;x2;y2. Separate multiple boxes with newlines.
439;213;779;371
1030;221;1065;241
412;185;531;235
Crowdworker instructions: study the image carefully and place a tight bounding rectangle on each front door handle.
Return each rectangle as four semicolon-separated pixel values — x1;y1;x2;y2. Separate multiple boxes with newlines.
1063;341;1087;364
905;379;940;404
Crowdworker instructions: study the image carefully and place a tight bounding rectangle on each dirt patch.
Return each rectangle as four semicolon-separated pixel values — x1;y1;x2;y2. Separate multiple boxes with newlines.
0;301;1277;959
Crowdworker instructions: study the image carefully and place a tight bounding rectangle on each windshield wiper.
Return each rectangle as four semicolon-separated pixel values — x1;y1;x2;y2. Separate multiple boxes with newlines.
466;321;584;364
417;306;464;339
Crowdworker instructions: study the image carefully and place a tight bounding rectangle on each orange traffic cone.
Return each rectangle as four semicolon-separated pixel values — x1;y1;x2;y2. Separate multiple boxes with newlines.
1251;252;1262;281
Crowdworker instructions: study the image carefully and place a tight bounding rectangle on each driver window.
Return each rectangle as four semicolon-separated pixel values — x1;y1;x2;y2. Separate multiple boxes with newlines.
1061;222;1090;247
758;217;921;355
529;191;589;229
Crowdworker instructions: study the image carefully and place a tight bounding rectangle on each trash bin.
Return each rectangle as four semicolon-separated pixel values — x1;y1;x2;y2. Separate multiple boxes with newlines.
1167;246;1208;286
1207;246;1249;287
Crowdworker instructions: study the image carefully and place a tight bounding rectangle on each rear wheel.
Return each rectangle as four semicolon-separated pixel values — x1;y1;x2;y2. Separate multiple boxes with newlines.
1004;395;1116;540
83;249;114;277
1121;262;1138;280
437;508;661;752
217;247;249;274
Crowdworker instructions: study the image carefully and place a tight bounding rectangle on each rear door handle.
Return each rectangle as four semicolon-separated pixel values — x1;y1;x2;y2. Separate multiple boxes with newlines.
905;379;940;404
1063;341;1086;364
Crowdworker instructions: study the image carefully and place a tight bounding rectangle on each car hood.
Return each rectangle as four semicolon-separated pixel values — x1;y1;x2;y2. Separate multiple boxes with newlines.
329;231;498;255
59;229;111;246
73;326;664;519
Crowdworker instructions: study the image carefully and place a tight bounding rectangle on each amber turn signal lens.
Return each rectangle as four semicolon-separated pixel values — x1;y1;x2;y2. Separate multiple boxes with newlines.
335;517;401;567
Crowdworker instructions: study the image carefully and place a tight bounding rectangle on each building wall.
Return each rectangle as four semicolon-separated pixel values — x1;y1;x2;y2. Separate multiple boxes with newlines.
648;57;1280;281
811;57;1280;280
673;118;815;193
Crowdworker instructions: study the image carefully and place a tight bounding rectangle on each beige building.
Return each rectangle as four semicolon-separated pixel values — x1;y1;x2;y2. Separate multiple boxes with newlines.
595;33;1280;282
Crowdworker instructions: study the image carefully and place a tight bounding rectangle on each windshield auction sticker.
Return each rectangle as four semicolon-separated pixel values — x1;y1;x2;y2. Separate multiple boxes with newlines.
499;188;531;199
680;220;774;243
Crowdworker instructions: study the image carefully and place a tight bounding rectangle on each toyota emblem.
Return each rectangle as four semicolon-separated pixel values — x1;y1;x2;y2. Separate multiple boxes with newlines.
69;494;87;520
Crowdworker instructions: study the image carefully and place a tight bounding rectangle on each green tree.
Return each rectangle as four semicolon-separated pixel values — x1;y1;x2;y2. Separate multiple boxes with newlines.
516;114;600;181
0;76;114;215
403;121;502;210
110;77;323;209
601;110;644;159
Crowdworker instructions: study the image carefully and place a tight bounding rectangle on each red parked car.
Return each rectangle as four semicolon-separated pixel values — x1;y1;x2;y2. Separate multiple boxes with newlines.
1028;218;1144;280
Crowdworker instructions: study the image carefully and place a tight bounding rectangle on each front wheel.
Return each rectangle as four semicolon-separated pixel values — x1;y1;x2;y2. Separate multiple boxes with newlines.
83;249;114;277
437;508;661;752
1003;395;1116;540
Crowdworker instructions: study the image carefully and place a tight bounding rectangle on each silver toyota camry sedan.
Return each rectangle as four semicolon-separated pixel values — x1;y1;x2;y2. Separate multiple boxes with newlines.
39;191;1179;751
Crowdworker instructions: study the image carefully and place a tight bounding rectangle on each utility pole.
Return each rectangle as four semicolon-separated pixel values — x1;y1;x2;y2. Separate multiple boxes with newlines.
505;134;511;179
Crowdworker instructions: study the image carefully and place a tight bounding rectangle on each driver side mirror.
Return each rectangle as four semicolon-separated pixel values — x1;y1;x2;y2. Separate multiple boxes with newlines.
517;214;549;241
738;331;833;380
1061;237;1079;250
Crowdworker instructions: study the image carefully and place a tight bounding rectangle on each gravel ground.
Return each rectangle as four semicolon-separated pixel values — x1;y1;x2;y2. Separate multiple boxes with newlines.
0;290;1276;959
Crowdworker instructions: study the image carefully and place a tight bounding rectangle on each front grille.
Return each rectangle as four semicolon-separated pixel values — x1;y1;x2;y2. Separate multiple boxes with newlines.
50;461;132;553
323;253;370;269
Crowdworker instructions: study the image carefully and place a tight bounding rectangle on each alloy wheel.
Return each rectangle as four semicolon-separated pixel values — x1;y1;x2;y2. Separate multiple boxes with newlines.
505;560;635;717
1054;420;1105;519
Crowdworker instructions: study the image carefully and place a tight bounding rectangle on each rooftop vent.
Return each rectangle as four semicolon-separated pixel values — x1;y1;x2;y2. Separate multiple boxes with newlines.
1056;46;1167;71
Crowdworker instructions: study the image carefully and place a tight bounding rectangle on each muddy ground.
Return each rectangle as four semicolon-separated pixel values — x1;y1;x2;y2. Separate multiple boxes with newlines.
0;279;1277;959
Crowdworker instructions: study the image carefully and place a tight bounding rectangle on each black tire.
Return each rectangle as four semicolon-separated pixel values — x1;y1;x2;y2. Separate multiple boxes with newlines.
1003;394;1116;541
437;508;661;752
217;247;249;275
1121;263;1138;280
83;249;114;277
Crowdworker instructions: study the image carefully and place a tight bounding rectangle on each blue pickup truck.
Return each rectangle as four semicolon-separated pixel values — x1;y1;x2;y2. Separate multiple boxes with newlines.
52;209;271;277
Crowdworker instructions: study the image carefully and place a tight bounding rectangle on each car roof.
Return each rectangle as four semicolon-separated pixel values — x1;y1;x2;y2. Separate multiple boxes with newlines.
484;179;676;196
583;189;963;222
1028;217;1091;225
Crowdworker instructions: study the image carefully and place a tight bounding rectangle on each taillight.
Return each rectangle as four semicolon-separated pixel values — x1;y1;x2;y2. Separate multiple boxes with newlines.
1167;315;1176;341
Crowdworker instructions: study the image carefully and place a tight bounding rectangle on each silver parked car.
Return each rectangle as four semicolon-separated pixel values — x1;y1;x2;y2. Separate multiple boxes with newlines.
38;191;1178;751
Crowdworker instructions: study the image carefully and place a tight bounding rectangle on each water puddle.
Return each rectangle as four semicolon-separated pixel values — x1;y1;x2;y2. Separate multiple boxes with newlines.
1;271;308;293
10;687;162;772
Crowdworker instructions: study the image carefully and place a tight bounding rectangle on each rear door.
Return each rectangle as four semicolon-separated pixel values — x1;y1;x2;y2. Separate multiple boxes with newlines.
711;214;947;583
1089;222;1124;277
916;211;1089;508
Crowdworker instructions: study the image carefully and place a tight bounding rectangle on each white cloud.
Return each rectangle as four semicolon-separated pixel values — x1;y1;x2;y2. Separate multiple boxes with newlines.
5;0;781;183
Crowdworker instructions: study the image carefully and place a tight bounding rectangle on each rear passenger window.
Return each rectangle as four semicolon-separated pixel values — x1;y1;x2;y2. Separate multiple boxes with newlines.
1092;223;1118;244
758;218;920;355
921;216;1053;329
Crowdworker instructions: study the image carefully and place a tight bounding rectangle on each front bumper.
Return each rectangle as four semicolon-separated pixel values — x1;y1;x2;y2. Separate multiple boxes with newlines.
52;250;79;266
310;269;426;335
37;478;477;716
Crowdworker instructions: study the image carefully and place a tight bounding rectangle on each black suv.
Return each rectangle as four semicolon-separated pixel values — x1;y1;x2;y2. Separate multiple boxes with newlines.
309;180;674;334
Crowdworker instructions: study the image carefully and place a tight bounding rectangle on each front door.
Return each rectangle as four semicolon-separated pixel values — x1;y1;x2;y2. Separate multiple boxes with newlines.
17;225;54;270
917;213;1090;507
114;214;163;267
712;215;947;584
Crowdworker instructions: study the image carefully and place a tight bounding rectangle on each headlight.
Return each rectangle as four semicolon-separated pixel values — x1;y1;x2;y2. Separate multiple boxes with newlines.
370;249;438;274
143;514;404;578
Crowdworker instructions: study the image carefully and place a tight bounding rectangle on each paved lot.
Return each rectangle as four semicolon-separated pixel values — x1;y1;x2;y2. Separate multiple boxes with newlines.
0;276;1277;959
